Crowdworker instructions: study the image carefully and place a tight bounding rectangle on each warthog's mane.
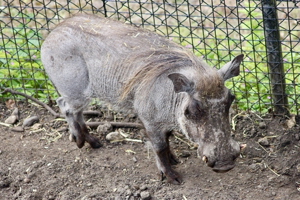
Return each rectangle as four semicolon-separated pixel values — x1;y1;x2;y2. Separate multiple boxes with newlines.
120;47;223;101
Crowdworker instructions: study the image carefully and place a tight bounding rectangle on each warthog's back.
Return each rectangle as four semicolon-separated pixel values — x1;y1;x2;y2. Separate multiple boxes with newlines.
41;14;188;110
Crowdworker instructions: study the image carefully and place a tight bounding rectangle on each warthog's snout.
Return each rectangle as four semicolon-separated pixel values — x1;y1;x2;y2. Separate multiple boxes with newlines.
213;165;236;173
202;155;236;173
212;161;236;173
202;143;246;173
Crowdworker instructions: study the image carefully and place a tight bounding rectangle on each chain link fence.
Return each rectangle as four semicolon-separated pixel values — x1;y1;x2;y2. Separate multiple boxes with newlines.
1;0;299;114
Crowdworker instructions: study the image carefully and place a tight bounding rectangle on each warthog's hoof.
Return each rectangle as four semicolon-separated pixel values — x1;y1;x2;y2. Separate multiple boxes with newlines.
85;134;102;149
69;133;85;148
69;133;101;149
164;170;182;185
89;139;102;149
76;134;85;149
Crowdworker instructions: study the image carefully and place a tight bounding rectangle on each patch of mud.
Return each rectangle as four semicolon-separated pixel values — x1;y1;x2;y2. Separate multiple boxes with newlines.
0;101;300;199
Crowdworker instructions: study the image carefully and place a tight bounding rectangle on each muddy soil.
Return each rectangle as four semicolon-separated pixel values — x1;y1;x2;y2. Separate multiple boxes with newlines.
0;101;300;200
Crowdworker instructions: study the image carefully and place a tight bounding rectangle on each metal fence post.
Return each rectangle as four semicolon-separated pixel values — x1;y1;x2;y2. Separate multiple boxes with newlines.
102;0;107;17
262;0;289;115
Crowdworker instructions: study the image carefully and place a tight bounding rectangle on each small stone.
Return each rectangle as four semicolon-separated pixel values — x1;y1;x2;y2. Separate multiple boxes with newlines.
24;178;30;183
133;191;140;197
97;122;113;134
258;122;266;129
140;191;151;200
31;123;42;130
258;137;269;146
11;108;19;119
86;183;92;187
140;185;147;191
23;116;39;127
11;126;24;132
5;115;17;124
125;189;132;196
285;115;296;129
106;131;123;142
133;156;138;163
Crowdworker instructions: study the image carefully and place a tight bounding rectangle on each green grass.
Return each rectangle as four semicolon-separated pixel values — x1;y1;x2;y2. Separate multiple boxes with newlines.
0;12;57;101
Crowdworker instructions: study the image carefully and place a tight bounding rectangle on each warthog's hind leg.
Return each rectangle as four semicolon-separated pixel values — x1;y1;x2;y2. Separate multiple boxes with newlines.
74;110;102;148
56;97;102;149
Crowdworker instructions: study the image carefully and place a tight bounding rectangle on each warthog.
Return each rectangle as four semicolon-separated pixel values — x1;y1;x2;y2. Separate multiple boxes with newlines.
41;14;245;184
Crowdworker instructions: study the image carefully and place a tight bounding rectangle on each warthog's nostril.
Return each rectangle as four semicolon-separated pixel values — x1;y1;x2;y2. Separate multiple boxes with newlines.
203;157;215;168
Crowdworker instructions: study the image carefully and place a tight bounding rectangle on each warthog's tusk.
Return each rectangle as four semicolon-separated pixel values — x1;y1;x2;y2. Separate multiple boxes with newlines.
240;144;247;151
202;156;208;163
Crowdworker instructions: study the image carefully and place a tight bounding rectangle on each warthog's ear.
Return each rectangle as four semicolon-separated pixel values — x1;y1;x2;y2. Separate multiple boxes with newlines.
168;73;194;94
218;54;244;81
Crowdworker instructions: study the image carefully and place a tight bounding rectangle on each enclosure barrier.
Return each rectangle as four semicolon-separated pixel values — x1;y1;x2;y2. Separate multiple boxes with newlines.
262;0;288;115
0;0;299;115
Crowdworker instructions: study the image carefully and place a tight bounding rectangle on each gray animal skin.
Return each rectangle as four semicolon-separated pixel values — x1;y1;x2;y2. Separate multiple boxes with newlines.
41;14;245;184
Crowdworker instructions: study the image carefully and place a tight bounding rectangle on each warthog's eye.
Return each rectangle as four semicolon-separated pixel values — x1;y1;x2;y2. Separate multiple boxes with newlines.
184;99;203;120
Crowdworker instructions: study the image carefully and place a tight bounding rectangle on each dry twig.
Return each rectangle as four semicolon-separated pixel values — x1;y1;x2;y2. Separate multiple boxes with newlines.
263;162;281;177
256;142;270;154
3;88;63;118
86;121;143;129
0;122;12;127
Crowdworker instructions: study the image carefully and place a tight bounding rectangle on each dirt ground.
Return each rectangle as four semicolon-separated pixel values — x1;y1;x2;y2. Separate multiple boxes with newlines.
0;100;300;200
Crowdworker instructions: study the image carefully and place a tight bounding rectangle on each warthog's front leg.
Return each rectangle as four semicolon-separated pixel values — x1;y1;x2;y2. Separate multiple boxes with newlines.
148;131;182;185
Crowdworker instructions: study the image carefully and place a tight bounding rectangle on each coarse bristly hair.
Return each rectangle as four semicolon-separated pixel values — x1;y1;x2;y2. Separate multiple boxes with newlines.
56;14;224;102
119;46;224;101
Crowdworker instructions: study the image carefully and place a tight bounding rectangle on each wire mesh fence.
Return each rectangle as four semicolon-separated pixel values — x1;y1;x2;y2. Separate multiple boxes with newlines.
0;0;299;114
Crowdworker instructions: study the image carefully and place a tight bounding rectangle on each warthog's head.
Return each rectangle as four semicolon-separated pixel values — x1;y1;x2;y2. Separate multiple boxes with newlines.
169;54;246;172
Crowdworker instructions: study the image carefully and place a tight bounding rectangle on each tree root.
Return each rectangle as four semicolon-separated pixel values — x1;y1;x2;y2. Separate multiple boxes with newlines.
3;88;63;118
2;88;143;129
86;121;144;129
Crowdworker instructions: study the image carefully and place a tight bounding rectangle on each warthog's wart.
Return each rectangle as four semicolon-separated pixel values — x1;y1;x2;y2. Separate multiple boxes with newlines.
41;14;245;184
